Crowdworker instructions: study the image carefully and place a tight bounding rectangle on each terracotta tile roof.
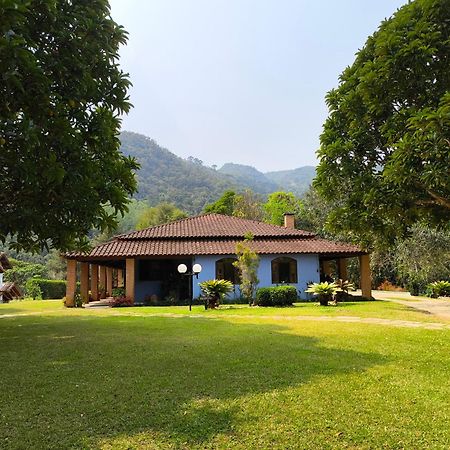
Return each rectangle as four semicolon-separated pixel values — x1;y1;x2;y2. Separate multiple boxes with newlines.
66;214;366;260
118;213;315;239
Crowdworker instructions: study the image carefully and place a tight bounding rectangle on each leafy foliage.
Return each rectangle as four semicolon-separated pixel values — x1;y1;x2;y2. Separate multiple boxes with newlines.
305;282;339;306
3;258;48;291
199;279;233;308
315;0;450;247
234;235;260;303
395;223;450;295
25;278;66;300
426;280;450;298
264;191;303;226
255;286;297;306
0;0;138;252
203;190;237;215
233;190;265;221
136;203;187;229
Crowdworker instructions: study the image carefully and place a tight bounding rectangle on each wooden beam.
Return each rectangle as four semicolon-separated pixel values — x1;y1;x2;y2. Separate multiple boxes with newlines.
359;254;372;298
65;260;77;307
125;258;135;302
117;269;124;288
338;258;348;281
106;267;113;297
91;264;99;301
322;260;332;276
80;262;89;304
99;266;106;299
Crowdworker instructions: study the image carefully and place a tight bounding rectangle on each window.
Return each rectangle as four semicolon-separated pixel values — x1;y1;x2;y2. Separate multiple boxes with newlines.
271;257;297;284
216;258;240;284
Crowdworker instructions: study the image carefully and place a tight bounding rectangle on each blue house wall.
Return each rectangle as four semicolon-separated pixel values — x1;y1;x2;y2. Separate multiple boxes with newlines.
193;253;320;300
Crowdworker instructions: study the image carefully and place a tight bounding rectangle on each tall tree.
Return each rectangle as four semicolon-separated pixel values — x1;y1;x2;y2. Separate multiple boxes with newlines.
264;191;303;226
233;190;265;221
0;0;138;252
315;0;450;247
136;203;187;229
203;190;237;216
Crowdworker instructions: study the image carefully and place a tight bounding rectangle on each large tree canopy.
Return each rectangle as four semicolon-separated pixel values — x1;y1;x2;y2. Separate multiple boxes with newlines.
0;0;138;252
315;0;450;248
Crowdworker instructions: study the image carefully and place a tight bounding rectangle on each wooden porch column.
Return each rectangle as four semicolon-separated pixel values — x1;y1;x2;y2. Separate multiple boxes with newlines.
80;262;89;304
359;254;372;298
65;259;77;307
338;258;348;281
91;264;99;301
117;269;124;288
106;267;113;296
99;266;106;299
322;260;332;276
125;258;135;302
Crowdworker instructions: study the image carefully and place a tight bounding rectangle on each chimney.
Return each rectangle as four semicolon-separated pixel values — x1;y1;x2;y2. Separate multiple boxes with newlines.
283;213;295;229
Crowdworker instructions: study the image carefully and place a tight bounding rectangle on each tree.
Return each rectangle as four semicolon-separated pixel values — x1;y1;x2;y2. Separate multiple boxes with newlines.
0;1;138;252
395;223;450;295
233;190;265;221
264;191;303;226
136;203;187;229
233;234;260;304
315;0;450;247
203;190;237;215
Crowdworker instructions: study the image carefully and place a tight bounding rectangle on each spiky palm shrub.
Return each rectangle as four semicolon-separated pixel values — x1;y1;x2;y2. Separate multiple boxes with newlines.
199;279;233;309
334;279;355;303
305;282;339;306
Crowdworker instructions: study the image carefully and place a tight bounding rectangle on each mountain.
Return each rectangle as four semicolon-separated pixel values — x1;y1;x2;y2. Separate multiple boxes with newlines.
119;131;316;213
120;132;245;213
218;163;280;194
266;166;316;196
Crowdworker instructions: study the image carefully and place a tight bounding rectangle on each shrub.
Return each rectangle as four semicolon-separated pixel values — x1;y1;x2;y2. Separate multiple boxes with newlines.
25;278;66;299
305;282;338;306
199;279;233;309
377;280;405;291
110;296;134;307
112;287;126;298
426;281;450;298
255;286;297;307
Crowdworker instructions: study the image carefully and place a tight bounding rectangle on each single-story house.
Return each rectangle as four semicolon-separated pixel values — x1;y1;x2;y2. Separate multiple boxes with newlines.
65;213;371;305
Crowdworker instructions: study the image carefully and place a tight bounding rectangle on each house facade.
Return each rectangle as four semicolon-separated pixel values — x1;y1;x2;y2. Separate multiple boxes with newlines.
65;213;371;305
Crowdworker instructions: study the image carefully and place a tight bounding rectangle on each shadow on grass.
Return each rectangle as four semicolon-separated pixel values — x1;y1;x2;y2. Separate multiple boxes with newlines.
0;315;387;448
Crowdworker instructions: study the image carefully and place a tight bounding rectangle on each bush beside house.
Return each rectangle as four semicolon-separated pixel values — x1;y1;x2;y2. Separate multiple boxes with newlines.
255;286;297;306
25;278;66;299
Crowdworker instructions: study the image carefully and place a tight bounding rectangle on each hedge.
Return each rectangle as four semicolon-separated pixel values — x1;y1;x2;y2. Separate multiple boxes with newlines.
255;286;297;306
25;278;66;300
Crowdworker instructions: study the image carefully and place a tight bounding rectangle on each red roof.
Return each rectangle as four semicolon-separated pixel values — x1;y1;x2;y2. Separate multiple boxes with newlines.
67;214;365;260
119;213;314;239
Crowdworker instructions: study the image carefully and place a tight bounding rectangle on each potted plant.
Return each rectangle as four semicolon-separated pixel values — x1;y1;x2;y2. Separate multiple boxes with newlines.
305;281;339;306
199;279;233;309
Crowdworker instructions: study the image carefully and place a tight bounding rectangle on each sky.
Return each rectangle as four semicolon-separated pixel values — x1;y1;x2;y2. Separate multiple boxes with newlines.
109;0;406;172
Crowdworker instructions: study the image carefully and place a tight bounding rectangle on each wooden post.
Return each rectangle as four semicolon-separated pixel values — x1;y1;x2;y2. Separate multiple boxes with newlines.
322;260;332;276
117;269;124;288
359;254;372;298
99;266;106;299
65;260;77;307
338;258;348;281
106;267;113;297
91;264;99;301
80;262;89;304
125;258;135;302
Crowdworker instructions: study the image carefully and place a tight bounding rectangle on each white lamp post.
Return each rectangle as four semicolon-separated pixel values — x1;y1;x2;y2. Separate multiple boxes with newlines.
177;263;202;310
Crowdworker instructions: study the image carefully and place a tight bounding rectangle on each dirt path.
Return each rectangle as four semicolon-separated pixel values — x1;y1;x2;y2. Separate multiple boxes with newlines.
368;290;450;320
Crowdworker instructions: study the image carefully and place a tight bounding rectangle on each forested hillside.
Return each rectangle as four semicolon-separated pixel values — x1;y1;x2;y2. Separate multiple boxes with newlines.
119;131;316;213
120;132;245;213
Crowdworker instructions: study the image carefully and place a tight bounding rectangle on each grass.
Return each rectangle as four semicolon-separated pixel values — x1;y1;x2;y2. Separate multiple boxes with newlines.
0;300;449;449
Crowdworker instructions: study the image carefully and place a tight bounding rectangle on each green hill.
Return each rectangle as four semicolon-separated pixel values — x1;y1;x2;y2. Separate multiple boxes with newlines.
119;131;316;213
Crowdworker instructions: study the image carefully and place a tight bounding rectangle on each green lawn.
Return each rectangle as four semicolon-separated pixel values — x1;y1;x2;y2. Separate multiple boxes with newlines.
0;300;449;449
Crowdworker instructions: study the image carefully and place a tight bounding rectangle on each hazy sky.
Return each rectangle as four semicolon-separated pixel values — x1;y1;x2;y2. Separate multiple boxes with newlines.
109;0;406;172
